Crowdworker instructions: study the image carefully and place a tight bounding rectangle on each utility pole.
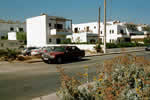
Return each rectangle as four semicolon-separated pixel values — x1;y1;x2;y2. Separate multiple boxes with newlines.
98;7;101;43
104;0;107;54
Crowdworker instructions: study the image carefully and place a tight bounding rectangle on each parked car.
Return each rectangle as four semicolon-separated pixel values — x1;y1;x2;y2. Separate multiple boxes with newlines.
41;46;85;64
31;48;41;56
145;45;150;51
40;47;52;54
22;47;37;56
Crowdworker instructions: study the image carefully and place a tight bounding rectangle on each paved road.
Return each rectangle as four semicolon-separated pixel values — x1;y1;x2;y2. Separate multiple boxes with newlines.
0;51;150;100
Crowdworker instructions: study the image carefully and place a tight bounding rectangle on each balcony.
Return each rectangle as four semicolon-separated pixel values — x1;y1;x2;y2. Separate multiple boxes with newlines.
49;29;72;36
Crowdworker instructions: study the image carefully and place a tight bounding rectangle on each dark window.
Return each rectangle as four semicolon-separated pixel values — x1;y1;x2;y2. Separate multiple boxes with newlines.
55;24;63;29
72;46;80;51
120;30;123;33
19;28;24;32
10;27;14;31
52;47;65;52
90;39;96;44
49;38;52;42
74;28;78;33
94;26;96;29
56;38;61;44
110;30;111;34
49;23;51;27
112;30;114;33
86;26;90;32
101;31;103;34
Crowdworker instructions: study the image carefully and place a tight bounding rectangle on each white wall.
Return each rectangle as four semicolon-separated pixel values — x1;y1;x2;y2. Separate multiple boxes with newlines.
8;32;17;40
73;22;99;33
27;15;47;47
46;44;97;51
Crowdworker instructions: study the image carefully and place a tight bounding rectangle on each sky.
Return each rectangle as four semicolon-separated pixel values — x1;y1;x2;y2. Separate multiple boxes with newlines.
0;0;150;24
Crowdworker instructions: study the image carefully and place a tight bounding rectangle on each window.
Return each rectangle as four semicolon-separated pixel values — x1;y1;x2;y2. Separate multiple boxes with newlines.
56;38;61;44
94;26;96;29
110;39;111;43
10;27;14;31
86;26;90;32
120;30;123;33
110;30;111;34
74;28;78;33
49;23;51;27
101;31;103;34
19;28;24;32
55;24;63;29
49;38;52;43
90;39;96;44
112;30;114;33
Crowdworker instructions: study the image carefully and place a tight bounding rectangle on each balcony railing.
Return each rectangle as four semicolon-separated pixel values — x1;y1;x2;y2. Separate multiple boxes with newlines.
48;29;72;35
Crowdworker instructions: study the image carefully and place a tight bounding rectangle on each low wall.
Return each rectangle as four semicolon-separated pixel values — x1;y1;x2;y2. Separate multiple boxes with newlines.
46;44;97;51
0;40;21;49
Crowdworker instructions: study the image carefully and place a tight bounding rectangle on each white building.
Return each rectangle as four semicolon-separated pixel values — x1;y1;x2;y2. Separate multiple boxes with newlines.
0;22;26;38
69;21;130;43
26;14;72;47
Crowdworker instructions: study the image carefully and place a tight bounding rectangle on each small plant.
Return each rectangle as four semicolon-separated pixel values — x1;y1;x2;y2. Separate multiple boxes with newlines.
94;44;103;53
4;48;20;61
61;39;72;44
56;54;150;100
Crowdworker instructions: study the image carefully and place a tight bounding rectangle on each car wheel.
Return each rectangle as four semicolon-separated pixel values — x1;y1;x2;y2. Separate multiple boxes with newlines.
57;57;63;64
47;59;51;64
77;56;82;61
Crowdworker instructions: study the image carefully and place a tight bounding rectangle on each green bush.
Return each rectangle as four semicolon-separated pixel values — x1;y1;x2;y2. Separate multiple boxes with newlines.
144;38;150;45
106;42;145;49
0;48;21;61
94;44;103;53
61;39;72;44
106;43;118;48
0;49;7;57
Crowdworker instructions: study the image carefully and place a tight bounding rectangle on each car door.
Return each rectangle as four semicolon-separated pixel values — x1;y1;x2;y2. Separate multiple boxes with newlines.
64;47;72;59
71;46;81;58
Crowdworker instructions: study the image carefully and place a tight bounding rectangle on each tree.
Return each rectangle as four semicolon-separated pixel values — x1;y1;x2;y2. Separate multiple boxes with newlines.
144;37;150;45
143;26;150;32
16;32;27;44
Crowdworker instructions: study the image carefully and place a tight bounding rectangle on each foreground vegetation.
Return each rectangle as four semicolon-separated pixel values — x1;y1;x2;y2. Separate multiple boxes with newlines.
56;54;150;100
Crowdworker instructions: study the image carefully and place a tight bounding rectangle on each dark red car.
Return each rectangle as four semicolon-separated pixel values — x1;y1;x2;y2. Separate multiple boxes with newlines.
41;46;85;64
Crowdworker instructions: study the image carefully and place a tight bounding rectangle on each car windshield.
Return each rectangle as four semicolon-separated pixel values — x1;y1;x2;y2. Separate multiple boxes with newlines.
52;47;65;52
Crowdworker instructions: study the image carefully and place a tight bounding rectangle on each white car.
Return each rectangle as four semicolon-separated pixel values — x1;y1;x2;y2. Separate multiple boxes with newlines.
31;48;42;56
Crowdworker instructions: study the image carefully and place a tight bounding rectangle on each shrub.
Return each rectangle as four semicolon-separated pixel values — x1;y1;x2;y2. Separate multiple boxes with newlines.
0;49;7;57
106;42;145;49
144;38;150;45
94;44;103;53
106;43;118;48
1;48;21;61
61;39;72;44
56;54;150;100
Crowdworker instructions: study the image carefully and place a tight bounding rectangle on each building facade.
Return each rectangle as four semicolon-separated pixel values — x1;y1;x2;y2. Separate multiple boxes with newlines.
70;21;130;43
0;22;26;38
26;14;72;47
